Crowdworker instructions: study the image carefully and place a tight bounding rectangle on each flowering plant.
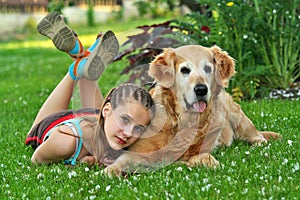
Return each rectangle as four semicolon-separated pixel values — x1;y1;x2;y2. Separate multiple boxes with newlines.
117;0;300;99
174;0;300;99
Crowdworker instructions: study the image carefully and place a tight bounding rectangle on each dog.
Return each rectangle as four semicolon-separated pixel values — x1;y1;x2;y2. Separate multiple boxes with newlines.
104;45;281;176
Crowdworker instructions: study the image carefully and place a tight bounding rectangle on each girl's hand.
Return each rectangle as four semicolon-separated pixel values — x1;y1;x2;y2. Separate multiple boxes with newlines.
79;156;97;167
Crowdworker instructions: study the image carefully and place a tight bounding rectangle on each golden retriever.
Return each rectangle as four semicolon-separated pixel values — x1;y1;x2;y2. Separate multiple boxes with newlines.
104;45;281;176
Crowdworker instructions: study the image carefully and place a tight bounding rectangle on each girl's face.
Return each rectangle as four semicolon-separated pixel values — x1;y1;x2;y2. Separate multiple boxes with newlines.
102;100;151;150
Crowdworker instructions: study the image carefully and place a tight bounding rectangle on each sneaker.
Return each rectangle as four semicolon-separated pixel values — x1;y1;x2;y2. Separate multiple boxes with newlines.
37;11;77;52
80;32;103;58
83;30;119;80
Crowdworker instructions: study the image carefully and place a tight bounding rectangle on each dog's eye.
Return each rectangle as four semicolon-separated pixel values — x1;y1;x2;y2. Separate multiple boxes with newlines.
204;65;211;73
181;67;191;75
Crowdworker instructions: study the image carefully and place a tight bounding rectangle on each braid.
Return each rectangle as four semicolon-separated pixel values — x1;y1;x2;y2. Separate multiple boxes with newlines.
110;84;155;115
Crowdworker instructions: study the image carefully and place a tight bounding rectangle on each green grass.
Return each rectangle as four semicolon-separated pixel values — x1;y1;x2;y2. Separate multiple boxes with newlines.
0;18;299;199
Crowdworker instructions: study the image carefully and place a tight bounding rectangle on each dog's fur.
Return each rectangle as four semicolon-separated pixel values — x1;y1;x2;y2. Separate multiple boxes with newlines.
104;45;281;176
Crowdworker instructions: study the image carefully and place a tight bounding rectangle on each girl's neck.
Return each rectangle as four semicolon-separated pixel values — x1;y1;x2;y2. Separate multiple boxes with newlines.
102;145;123;166
92;125;123;165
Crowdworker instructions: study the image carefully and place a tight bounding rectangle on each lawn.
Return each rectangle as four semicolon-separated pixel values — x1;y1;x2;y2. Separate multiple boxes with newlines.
0;18;299;199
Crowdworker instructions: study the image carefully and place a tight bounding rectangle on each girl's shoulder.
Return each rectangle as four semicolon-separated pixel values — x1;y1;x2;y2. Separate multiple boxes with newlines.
79;116;99;135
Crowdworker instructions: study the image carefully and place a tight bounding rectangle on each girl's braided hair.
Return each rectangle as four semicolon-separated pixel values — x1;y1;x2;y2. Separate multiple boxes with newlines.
106;83;155;113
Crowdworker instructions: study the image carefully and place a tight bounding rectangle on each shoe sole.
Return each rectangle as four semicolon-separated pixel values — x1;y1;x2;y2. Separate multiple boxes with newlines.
84;30;119;80
37;12;76;52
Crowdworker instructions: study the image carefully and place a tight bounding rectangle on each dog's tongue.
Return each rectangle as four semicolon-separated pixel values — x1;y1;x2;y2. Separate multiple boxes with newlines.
193;101;206;113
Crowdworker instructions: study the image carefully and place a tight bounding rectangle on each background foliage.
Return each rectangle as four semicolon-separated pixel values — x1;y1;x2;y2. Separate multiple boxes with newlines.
119;0;300;100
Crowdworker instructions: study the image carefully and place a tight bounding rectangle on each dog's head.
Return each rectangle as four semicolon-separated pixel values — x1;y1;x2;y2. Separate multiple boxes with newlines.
149;45;235;113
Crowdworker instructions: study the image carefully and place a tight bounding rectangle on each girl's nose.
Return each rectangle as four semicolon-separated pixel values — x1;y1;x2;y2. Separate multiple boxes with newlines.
122;124;134;138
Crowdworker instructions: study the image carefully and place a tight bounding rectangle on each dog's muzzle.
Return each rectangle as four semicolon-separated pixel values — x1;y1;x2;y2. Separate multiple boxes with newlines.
184;84;208;113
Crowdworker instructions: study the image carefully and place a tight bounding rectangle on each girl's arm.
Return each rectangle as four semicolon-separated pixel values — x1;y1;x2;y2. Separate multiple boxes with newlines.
31;125;76;164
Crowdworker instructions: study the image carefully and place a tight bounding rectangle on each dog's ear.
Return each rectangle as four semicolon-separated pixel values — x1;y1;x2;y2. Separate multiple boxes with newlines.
211;45;236;87
148;48;175;88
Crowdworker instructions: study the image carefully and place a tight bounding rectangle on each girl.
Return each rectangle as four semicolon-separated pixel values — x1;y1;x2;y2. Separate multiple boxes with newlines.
26;12;155;167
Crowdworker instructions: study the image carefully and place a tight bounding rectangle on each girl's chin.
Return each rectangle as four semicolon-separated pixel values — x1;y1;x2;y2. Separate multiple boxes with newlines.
108;139;123;151
112;146;122;151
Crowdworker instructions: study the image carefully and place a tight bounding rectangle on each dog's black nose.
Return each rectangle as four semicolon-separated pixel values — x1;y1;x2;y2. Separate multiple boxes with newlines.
194;84;208;97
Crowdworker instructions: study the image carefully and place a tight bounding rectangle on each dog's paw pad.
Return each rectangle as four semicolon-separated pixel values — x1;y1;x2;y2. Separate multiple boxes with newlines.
253;138;268;146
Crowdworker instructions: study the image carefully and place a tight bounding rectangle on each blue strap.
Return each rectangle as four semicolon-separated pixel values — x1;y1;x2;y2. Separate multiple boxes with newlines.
63;119;84;165
68;62;79;81
69;39;80;54
87;37;101;52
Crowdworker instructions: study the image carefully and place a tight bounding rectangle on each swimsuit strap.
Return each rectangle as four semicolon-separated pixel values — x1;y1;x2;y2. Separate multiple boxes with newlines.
63;118;84;166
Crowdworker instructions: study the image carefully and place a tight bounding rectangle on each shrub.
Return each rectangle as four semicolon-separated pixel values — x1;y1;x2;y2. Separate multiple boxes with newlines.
134;0;178;18
191;0;300;99
114;21;194;87
23;16;37;34
47;0;65;13
116;0;300;100
87;1;95;27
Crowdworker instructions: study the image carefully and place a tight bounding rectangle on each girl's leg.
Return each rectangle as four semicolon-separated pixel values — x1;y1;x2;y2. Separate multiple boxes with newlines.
75;30;119;109
38;12;118;110
28;69;102;134
29;30;119;129
29;74;75;132
76;32;109;110
29;30;119;133
78;78;103;109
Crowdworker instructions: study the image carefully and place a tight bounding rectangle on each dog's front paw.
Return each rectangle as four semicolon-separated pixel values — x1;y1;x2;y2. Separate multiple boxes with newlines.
200;154;220;168
252;131;282;146
252;137;268;146
261;131;282;141
103;165;122;178
188;154;220;168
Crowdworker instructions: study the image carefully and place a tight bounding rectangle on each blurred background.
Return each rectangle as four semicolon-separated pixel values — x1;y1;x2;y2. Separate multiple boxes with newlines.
0;0;299;100
0;0;194;36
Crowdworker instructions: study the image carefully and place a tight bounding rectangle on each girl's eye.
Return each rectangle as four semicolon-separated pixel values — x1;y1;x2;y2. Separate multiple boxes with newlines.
133;126;144;135
121;116;129;124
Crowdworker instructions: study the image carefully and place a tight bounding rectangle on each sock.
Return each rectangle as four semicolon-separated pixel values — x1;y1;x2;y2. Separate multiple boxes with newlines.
68;37;84;58
80;33;102;58
87;38;100;52
68;58;87;80
69;39;81;54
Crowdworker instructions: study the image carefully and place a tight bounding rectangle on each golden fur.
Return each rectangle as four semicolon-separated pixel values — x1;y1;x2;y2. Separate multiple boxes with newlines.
104;45;281;176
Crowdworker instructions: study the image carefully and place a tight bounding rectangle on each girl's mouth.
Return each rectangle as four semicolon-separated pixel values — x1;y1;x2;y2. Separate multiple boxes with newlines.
115;136;126;145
